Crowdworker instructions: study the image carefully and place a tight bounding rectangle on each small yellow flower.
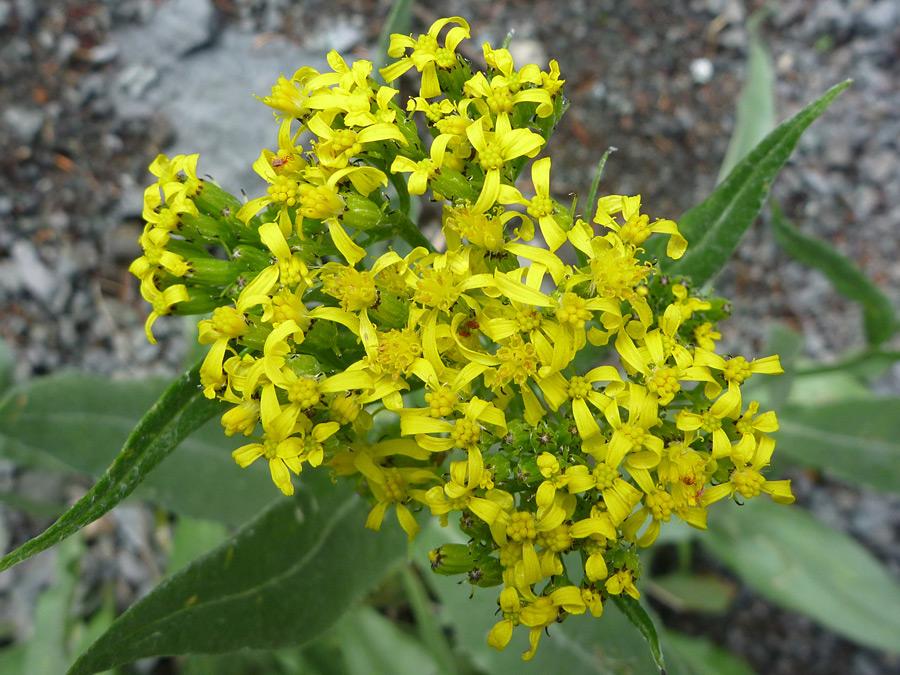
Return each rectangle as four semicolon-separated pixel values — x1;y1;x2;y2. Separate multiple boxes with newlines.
380;17;471;99
465;112;545;213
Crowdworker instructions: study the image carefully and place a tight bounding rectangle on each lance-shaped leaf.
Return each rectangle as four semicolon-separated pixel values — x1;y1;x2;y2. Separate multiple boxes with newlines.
611;595;666;673
0;372;276;525
67;470;406;675
716;9;776;183
0;361;219;573
704;498;900;652
771;200;899;346
775;396;900;496
653;80;851;285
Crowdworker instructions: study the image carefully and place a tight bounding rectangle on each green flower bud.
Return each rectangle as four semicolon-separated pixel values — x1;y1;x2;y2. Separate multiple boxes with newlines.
287;354;325;378
185;257;243;287
166;290;221;316
368;292;409;330
484;453;511;482
193;180;243;218
437;56;474;102
504;419;532;448
459;512;491;541
515;457;544;486
180;212;238;247
341;193;384;231
429;544;477;576
470;557;503;588
430;166;478;203
232;245;273;272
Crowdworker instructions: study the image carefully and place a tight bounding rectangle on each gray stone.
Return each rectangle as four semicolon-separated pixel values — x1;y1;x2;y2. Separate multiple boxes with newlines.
86;41;120;65
690;57;714;84
3;106;43;144
11;240;55;303
112;0;219;66
113;29;326;197
116;63;159;98
57;32;80;64
858;0;900;33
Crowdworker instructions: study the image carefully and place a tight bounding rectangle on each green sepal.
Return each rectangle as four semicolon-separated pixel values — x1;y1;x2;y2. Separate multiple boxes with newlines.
431;166;478;203
369;291;410;330
185;257;243;287
342;193;386;231
193;180;244;218
231;245;273;272
180;212;238;247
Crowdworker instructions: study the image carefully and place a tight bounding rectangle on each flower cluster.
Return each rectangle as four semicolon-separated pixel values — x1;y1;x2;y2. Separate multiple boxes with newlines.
131;17;794;660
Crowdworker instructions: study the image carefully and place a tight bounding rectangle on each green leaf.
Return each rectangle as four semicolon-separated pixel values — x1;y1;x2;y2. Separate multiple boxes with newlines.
331;605;439;675
775;397;900;495
584;147;618;219
758;322;804;411
0;371;276;525
611;595;666;672
166;517;230;574
704;498;900;652
656;80;851;286
717;10;776;183
0;361;220;573
771;200;899;346
646;574;736;614
0;337;13;396
67;470;406;675
24;537;83;675
664;631;757;675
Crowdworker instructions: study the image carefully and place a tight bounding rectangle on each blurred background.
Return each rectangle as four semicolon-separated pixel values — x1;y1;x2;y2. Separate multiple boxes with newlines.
1;0;899;673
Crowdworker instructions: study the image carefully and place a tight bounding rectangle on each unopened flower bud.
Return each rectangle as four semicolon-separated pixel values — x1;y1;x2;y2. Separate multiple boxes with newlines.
430;166;478;203
341;194;385;231
368;292;409;330
192;180;243;218
186;257;243;287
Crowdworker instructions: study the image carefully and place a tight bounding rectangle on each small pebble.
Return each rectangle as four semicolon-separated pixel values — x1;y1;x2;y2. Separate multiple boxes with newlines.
690;57;714;84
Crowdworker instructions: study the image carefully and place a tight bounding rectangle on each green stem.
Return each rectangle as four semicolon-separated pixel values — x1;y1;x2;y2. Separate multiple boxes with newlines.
794;348;900;376
584;146;617;219
388;169;411;218
392;212;436;253
401;564;460;675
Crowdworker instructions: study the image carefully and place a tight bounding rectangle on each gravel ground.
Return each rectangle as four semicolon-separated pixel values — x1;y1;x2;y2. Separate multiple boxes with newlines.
1;0;899;672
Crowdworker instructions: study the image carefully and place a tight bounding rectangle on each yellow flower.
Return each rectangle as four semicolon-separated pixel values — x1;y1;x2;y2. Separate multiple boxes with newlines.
465;112;545;213
380;17;471;99
498;157;568;251
594;194;687;259
390;133;453;195
603;384;664;468
694;349;784;418
423;457;505;529
139;279;190;344
518;586;586;660
463;45;552;118
701;435;795;506
256;67;324;120
604;568;640;600
306;112;406;170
